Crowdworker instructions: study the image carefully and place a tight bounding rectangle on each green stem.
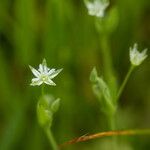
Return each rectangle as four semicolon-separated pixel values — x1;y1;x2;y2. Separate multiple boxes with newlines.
40;85;58;150
100;36;114;82
41;84;45;96
108;115;115;130
100;36;118;102
116;65;135;102
45;128;58;150
100;36;118;149
106;113;116;131
107;114;117;150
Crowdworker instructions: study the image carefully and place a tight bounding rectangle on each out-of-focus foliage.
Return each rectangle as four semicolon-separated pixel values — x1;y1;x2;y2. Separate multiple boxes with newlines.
0;0;150;150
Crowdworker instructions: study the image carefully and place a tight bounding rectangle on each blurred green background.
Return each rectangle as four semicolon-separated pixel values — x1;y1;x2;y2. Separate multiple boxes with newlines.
0;0;150;150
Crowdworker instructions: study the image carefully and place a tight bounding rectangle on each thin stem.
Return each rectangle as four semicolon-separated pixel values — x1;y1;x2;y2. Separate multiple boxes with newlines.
41;84;45;96
100;36;118;102
100;36;117;149
41;85;58;150
107;114;117;150
108;114;115;130
116;65;135;102
45;128;58;150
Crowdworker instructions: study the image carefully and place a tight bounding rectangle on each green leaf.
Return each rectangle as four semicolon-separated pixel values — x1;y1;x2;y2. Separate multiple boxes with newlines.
90;67;98;83
51;99;60;113
92;84;102;100
38;95;53;108
90;68;116;115
37;95;60;128
97;77;112;102
37;103;53;128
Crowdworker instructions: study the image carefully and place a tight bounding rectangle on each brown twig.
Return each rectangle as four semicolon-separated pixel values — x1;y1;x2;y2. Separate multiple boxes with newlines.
59;129;150;149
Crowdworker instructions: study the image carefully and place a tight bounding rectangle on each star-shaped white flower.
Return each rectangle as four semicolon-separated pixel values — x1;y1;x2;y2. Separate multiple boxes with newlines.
129;43;148;66
29;59;63;86
85;0;109;18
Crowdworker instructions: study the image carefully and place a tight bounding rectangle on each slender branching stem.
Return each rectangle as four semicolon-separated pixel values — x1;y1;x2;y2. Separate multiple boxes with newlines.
116;65;135;102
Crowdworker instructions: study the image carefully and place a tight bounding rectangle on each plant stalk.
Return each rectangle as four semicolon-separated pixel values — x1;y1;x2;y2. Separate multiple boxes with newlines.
41;84;45;96
100;36;118;101
116;65;134;102
100;36;118;149
45;128;58;150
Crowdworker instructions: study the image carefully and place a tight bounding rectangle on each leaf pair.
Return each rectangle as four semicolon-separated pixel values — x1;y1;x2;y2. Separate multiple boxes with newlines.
37;95;60;128
90;67;116;115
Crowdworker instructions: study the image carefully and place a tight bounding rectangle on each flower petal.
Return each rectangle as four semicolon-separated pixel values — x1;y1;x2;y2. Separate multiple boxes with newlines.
44;66;50;74
129;44;148;66
141;49;148;58
85;0;109;18
42;58;47;66
38;63;50;74
44;78;56;86
49;68;63;79
29;65;40;77
38;64;44;73
30;78;43;86
48;69;56;75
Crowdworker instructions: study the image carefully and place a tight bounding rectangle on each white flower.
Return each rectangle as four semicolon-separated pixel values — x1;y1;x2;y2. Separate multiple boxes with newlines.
29;59;63;86
129;43;148;66
85;0;109;18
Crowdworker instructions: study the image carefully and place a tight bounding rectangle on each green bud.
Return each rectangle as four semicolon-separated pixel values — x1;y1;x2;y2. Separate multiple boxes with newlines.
37;104;53;128
37;95;60;128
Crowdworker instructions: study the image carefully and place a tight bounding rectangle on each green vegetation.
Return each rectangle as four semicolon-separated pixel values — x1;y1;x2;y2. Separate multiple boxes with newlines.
0;0;150;150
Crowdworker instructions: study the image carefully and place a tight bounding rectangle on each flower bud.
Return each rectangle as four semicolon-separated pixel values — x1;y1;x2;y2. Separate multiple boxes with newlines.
37;95;60;128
